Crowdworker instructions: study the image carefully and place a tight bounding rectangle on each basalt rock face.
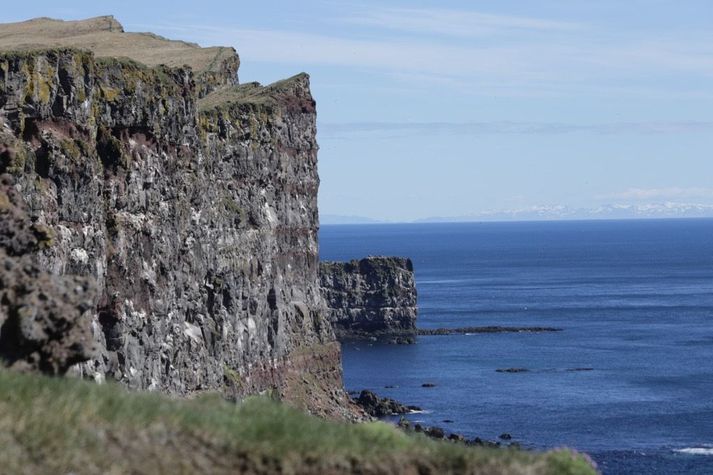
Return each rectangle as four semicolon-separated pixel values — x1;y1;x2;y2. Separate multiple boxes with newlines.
320;257;418;339
0;17;354;419
0;174;96;374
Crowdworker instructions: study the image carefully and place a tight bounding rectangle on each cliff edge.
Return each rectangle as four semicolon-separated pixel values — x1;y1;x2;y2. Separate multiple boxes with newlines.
0;16;239;95
0;16;355;419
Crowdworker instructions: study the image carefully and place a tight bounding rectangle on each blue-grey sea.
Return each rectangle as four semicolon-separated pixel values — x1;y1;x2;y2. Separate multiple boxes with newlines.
320;219;713;475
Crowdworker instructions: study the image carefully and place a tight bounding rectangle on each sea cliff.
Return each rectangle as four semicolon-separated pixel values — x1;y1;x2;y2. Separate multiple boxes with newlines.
0;16;353;418
320;256;418;340
0;16;601;475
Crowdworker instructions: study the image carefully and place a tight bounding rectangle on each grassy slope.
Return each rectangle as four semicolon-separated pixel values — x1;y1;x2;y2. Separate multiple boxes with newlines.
0;371;597;475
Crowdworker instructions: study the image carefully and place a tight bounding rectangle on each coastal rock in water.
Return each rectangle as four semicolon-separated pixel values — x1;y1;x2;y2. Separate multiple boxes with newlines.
320;256;417;339
0;16;355;419
353;389;418;417
417;326;562;336
396;416;472;444
469;437;501;448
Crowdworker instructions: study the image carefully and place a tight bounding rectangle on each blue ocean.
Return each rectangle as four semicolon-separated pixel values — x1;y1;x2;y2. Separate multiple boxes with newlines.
320;220;713;475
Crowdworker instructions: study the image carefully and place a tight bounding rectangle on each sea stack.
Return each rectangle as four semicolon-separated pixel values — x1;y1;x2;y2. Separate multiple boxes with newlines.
320;256;418;340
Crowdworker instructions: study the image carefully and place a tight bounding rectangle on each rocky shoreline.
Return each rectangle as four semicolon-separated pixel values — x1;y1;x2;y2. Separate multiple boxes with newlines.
336;326;562;345
351;389;421;417
351;389;522;449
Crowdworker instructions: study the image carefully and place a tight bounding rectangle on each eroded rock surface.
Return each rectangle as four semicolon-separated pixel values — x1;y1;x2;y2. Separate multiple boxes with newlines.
0;174;95;374
0;17;355;419
320;257;418;339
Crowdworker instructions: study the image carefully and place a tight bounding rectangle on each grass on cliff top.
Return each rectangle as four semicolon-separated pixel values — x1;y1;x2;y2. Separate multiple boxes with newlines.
0;16;234;73
197;74;309;113
0;370;597;475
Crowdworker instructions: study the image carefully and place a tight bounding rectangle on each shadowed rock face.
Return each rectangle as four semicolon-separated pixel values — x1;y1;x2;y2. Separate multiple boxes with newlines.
320;257;418;339
0;17;356;419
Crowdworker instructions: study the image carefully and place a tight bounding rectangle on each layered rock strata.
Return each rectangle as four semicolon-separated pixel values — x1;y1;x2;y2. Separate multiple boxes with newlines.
320;257;418;339
0;16;354;419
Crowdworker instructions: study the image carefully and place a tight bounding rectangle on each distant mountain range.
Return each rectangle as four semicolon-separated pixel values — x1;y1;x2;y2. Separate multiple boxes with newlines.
416;203;713;223
322;203;713;225
320;214;385;225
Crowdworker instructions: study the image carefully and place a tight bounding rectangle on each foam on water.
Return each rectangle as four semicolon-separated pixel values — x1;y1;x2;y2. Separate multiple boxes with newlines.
674;448;713;456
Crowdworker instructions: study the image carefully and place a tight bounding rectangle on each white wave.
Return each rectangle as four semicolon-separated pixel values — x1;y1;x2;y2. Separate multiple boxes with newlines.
674;447;713;456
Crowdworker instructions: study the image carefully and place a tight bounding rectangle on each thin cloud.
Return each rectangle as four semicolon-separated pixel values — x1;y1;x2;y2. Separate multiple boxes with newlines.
318;121;713;139
132;24;550;78
340;7;583;37
129;22;713;84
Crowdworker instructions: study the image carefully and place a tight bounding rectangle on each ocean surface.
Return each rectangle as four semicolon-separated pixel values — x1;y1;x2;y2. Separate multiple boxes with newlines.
319;220;713;475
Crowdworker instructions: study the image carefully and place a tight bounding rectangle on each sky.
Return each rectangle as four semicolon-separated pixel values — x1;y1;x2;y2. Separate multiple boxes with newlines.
3;1;713;221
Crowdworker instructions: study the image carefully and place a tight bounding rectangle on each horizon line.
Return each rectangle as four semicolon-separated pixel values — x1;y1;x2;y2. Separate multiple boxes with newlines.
320;215;713;226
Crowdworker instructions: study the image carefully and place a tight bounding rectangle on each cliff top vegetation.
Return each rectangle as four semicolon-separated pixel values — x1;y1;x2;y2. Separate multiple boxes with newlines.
0;370;596;474
0;16;236;74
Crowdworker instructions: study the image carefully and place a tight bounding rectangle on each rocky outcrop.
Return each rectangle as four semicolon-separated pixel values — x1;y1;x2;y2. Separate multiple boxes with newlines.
353;389;420;417
0;17;355;419
320;257;417;339
0;174;96;374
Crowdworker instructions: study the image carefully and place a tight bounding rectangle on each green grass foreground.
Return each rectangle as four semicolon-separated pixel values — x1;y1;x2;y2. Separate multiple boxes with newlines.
0;371;597;474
